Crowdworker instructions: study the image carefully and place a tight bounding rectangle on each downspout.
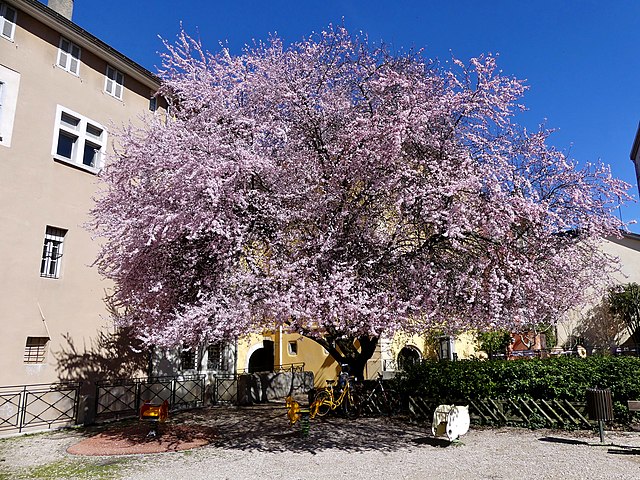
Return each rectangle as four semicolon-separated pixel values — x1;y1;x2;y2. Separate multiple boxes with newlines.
278;326;283;368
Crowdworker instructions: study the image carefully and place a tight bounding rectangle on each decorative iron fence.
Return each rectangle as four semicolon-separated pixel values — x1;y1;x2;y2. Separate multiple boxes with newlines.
409;396;592;429
213;374;238;404
95;375;205;421
0;382;81;434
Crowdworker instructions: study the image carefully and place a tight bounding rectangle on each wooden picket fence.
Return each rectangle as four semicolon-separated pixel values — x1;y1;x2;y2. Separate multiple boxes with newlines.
409;396;592;429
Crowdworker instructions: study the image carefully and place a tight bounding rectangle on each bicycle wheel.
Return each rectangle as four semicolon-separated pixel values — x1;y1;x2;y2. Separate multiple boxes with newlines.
313;390;332;417
343;390;360;419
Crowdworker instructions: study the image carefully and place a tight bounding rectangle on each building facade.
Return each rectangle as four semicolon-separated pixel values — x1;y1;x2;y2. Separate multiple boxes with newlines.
0;0;162;387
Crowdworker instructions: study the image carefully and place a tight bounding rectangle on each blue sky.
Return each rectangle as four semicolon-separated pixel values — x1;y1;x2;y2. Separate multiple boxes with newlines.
70;0;640;230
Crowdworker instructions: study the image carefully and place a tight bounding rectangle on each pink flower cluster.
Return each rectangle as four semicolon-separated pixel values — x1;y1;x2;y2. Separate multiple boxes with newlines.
90;26;630;347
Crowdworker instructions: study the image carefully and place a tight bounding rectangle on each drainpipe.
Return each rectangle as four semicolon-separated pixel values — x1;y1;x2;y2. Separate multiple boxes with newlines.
278;326;283;368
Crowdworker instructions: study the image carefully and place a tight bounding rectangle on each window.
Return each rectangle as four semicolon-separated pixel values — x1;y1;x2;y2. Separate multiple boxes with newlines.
104;65;124;99
288;340;298;356
0;2;16;41
57;37;80;75
52;105;107;172
207;343;223;370
0;81;4;140
149;96;157;112
40;226;66;278
180;348;196;370
24;337;49;364
438;336;457;361
0;65;20;147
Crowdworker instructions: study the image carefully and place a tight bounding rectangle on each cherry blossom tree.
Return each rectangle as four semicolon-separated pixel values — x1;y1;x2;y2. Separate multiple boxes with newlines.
90;27;629;378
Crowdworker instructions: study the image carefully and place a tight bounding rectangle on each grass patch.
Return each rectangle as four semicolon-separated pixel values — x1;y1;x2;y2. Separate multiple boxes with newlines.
1;458;128;479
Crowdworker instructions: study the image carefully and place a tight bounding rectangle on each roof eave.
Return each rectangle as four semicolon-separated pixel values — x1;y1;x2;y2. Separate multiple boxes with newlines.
6;0;161;90
630;122;640;162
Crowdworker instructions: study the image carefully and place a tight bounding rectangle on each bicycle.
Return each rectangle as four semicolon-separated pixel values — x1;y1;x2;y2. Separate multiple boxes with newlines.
358;373;401;417
311;372;360;419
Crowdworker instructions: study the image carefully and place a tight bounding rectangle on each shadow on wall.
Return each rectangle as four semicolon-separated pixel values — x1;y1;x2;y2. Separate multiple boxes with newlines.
54;326;148;423
571;301;627;352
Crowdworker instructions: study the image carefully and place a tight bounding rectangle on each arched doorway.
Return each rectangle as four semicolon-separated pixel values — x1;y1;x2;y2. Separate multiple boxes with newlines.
397;345;421;371
248;340;275;373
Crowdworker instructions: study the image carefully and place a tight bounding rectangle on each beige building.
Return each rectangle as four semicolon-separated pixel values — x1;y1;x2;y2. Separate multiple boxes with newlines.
557;232;640;352
0;0;161;387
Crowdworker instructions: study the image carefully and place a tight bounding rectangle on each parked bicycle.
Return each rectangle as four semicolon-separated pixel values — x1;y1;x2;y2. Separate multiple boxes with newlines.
358;373;401;417
311;368;360;419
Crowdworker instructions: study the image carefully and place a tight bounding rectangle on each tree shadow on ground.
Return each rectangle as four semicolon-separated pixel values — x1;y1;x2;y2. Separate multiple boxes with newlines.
161;403;434;454
67;419;217;455
68;403;439;455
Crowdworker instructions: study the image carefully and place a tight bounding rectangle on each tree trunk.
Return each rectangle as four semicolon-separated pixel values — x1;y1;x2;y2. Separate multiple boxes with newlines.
303;333;379;381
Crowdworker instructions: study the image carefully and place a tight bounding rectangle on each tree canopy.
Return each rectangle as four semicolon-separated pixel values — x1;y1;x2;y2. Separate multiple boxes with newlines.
90;27;629;373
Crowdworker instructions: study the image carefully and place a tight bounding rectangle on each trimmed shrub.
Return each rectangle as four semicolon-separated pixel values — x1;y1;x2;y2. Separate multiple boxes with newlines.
395;356;640;422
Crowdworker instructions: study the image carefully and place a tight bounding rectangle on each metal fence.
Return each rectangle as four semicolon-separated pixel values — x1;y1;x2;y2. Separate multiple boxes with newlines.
95;375;205;421
0;382;81;433
213;374;238;404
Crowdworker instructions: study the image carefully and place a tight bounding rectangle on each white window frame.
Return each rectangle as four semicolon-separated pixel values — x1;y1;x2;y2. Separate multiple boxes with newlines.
57;36;81;75
0;81;4;140
0;65;20;147
51;105;107;173
104;65;124;100
438;336;457;361
288;340;298;356
0;2;17;41
40;226;66;279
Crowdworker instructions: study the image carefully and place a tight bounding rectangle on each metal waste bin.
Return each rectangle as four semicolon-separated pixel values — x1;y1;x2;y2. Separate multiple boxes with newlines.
586;388;614;421
586;387;613;443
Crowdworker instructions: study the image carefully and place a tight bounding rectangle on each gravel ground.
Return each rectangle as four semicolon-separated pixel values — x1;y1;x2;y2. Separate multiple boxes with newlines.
1;404;640;479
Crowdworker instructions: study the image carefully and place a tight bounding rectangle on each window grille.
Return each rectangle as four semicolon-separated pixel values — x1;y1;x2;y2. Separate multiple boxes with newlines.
180;349;197;370
24;337;49;363
40;226;66;278
207;343;224;370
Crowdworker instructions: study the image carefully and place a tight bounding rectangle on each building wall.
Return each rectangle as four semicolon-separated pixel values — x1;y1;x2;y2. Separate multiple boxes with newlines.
0;1;158;386
557;234;640;351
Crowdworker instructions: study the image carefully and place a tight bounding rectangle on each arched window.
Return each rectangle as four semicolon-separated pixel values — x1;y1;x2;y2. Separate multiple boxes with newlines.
397;345;421;370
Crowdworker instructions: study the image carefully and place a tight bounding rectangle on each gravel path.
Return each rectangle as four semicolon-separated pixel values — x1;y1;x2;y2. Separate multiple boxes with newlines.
1;404;640;479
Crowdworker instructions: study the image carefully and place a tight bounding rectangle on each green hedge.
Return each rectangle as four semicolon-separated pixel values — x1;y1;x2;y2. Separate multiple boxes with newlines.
395;356;640;421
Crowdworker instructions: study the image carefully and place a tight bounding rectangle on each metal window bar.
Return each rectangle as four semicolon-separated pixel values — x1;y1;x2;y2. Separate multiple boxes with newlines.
207;343;223;370
23;337;49;364
40;227;66;278
179;349;197;371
